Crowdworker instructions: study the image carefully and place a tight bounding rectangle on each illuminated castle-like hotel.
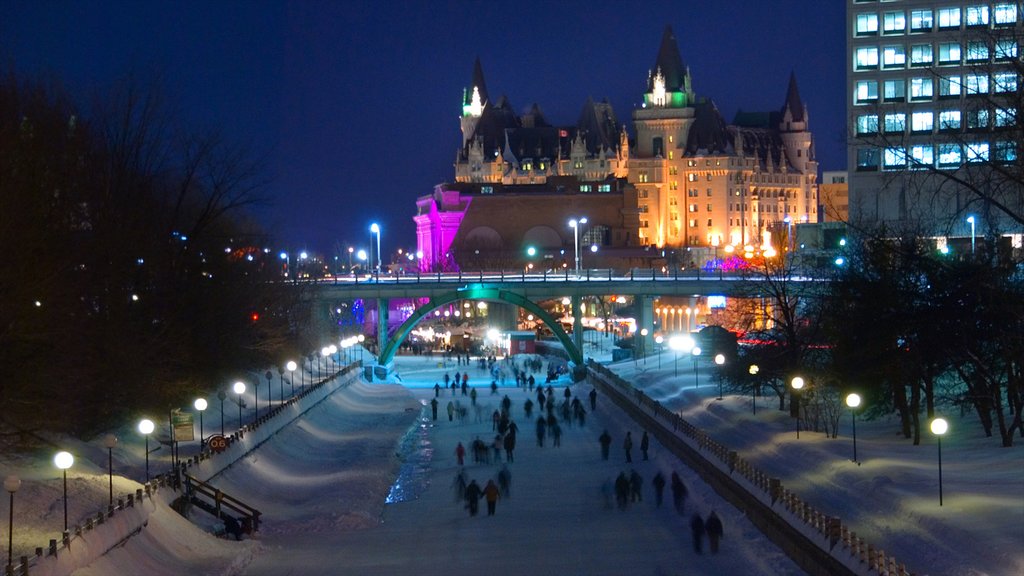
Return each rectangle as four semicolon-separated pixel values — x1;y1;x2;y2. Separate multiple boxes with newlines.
414;26;819;272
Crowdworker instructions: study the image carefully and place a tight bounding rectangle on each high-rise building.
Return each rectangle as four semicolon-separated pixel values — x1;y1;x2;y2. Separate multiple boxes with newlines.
847;0;1024;238
415;26;819;271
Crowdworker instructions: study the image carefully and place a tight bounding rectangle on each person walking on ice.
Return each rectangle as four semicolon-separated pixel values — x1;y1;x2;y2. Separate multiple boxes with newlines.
705;511;724;554
623;431;633;463
599;429;612;460
640;430;649;460
690;513;706;554
483;479;501;516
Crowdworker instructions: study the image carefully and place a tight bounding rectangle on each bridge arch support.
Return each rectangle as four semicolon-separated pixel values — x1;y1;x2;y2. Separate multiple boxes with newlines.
378;286;584;368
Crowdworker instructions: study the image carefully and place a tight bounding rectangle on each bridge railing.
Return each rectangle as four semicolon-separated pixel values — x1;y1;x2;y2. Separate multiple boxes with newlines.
308;266;750;285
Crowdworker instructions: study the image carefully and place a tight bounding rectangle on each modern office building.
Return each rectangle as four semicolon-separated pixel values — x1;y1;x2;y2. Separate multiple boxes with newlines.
415;26;819;272
847;0;1024;238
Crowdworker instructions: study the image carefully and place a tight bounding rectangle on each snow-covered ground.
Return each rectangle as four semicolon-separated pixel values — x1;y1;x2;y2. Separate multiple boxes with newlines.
1;339;1021;576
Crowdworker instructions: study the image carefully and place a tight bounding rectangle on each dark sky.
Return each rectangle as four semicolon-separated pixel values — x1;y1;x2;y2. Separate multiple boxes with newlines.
2;1;847;255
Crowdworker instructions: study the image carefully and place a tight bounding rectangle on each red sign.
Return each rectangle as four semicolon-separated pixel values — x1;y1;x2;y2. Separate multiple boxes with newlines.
207;434;228;453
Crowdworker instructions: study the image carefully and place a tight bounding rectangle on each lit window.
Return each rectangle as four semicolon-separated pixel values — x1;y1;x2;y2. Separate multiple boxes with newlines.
883;45;906;67
687;173;698;182
966;74;989;95
706;204;713;212
856;80;879;103
856;47;880;69
939;143;962;167
856;13;879;35
580;184;591;192
994;72;1017;93
910;9;933;31
994;140;1017;161
967;109;990;129
965;5;989;27
966;142;989;162
938;8;961;29
911;43;933;66
939;42;961;64
883;11;906;33
910;145;934;167
857;114;879;134
995;39;1018;59
910;77;934;100
939;76;962;97
883;78;905;101
883;147;907;169
884;112;906;133
939;110;962;130
994;3;1018;25
967;41;990;61
995;107;1016;127
912;111;934;132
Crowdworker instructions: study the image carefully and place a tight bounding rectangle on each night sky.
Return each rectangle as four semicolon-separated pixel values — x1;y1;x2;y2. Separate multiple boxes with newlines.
2;1;847;255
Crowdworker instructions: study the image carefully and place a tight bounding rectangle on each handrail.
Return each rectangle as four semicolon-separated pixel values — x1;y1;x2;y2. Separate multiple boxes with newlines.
183;473;262;532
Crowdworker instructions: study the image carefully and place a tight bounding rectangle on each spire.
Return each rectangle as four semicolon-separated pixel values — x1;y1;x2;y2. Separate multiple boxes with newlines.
471;57;489;106
781;71;806;124
649;25;687;93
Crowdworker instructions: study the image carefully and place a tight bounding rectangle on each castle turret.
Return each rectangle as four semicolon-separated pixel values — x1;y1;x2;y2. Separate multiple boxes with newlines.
461;58;489;145
778;72;814;174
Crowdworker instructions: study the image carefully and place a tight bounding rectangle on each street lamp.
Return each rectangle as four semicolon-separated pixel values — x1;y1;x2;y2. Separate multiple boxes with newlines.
668;334;694;377
194;398;207;450
966;215;976;255
655;335;664;369
217;391;226;435
748;364;759;414
138;419;155;482
286;360;297;396
233;381;246;426
931;417;949;506
4;475;20;571
691;346;702;388
791;377;805;439
714;354;725;399
103;434;117;506
278;366;285;402
846;393;861;464
54;451;74;532
568;217;588;275
370;222;382;276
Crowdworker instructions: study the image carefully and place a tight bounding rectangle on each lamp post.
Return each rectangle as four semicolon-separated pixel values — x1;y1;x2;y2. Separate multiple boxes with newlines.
287;360;297;396
640;328;649;364
4;475;19;571
217;391;226;435
233;381;246;426
265;370;273;410
846;393;861;463
138;419;154;482
54;451;73;532
966;216;976;255
714;354;725;399
568;217;588;275
692;346;702;388
655;336;664;369
748;364;759;414
194;398;207;449
103;434;117;506
668;334;691;377
931;417;948;506
370;222;382;276
791;377;805;439
278;366;285;403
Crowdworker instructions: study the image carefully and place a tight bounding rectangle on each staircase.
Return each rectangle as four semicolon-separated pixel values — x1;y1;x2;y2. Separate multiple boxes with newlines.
181;473;262;535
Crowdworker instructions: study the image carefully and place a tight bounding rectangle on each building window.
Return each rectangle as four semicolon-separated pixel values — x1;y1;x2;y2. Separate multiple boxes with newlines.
994;3;1018;25
706;188;713;196
883;11;906;34
653;137;664;157
638;172;649;183
884;112;906;133
856;13;879;35
910;43;933;66
938;7;961;29
939;109;962;130
995;107;1016;127
689;204;698;213
965;5;989;27
706;219;713;227
884;78;906;101
857;147;880;171
995;39;1018;60
910;9;933;31
856;47;880;69
967;40;990;62
857;114;880;134
993;72;1017;93
967;108;990;129
580;184;592;192
939;143;962;167
939;42;961;64
910;77;934;101
912;111;934;132
640;219;649;228
966;73;989;95
598;184;611;192
966;142;990;162
687;173;698;182
639;204;649;213
994;140;1017;161
481;186;493;194
883;147;906;169
856;80;879;103
882;45;906;68
939;76;962;98
910;144;934;167
638;189;649;199
706;204;713;212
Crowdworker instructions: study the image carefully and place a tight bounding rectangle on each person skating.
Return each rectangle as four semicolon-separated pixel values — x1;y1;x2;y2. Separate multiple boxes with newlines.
452;469;467;503
434;383;441;398
589;388;597;410
455;442;466;466
535;416;546;447
629;469;643;502
640;430;650;460
464;479;482;516
690;513;705;554
599;429;612;460
483;479;501;516
623;431;633;463
652;472;666;507
446;400;455;422
497;465;511;498
671;471;688;515
705;511;724;553
430;397;438;420
614;472;630;510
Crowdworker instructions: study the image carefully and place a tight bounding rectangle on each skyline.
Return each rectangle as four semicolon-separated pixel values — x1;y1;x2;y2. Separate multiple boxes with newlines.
1;1;847;254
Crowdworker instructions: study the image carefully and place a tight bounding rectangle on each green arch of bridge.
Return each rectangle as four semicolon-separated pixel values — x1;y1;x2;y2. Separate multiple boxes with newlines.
378;286;583;367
